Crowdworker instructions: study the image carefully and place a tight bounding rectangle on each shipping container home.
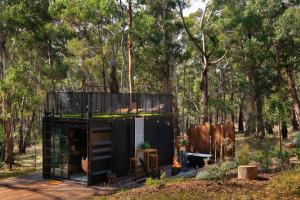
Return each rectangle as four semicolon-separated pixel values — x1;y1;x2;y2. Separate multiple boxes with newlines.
42;92;174;186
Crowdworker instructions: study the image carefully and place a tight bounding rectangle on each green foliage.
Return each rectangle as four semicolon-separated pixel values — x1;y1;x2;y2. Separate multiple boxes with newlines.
264;96;288;124
138;141;151;150
252;151;272;172
196;161;238;180
237;144;250;165
295;147;300;161
145;172;166;189
196;167;220;180
275;150;290;166
292;132;300;147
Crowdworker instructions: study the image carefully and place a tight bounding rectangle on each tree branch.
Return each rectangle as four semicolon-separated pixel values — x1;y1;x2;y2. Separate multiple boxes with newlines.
209;50;229;64
178;1;205;55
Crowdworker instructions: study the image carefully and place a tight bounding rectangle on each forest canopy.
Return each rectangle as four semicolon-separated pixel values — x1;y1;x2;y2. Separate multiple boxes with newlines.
1;0;300;168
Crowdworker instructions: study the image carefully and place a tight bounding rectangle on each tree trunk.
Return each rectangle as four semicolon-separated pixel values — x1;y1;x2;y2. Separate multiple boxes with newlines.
245;93;255;135
265;121;273;134
172;65;179;136
3;97;13;169
162;64;171;94
256;94;265;136
128;0;134;94
109;44;119;93
18;119;25;154
238;100;244;132
230;92;234;123
1;34;13;169
18;111;36;154
286;67;300;127
98;25;107;93
221;68;226;123
292;109;299;131
238;165;258;180
200;65;209;122
47;39;56;92
281;120;288;139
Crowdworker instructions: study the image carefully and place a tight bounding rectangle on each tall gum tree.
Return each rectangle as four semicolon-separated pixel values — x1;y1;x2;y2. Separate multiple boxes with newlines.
178;0;228;122
275;6;300;128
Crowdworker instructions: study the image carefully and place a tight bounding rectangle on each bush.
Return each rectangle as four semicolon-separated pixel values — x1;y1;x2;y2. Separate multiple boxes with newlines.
237;144;250;165
295;147;300;160
196;168;220;180
196;161;238;180
145;172;166;189
219;160;238;177
292;132;300;147
275;150;290;166
252;151;272;172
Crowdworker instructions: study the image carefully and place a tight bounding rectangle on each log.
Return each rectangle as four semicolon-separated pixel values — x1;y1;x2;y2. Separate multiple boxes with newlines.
238;165;258;180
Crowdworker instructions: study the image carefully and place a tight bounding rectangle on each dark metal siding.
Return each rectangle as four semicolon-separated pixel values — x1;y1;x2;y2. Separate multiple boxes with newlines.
43;116;174;186
144;116;174;166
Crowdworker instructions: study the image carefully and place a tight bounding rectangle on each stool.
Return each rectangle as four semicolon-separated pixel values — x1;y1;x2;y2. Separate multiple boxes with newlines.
149;154;158;169
130;157;138;175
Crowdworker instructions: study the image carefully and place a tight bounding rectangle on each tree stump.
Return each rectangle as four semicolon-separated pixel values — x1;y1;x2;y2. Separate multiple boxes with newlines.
238;165;258;180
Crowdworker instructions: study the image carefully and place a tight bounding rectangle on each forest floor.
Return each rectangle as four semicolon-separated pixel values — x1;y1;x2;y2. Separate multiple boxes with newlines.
0;145;42;180
101;167;300;200
99;133;299;200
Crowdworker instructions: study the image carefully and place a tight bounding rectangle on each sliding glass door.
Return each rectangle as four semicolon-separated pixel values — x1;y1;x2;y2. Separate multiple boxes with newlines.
51;127;68;178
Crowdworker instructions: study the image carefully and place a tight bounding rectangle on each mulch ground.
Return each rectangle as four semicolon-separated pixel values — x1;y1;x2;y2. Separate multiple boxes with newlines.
108;174;275;200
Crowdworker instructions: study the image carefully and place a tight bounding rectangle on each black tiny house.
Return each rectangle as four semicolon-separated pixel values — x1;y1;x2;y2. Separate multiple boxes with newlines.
43;92;174;186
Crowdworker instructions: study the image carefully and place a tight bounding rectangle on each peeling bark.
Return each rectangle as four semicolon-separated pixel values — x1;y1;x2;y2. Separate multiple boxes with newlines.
286;67;300;127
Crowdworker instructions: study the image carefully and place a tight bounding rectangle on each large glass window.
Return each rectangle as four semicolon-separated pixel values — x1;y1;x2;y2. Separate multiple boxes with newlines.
51;127;68;178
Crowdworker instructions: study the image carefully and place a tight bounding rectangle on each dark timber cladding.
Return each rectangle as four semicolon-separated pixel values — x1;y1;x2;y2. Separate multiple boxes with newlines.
43;92;174;186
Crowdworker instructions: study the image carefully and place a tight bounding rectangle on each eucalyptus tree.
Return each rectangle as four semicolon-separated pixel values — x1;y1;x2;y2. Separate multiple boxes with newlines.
50;0;123;92
275;6;300;129
178;0;229;122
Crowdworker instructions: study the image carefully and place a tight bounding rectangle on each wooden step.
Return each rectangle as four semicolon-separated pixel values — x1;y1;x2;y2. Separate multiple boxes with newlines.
92;155;112;161
92;148;112;154
92;170;111;176
90;127;111;133
92;141;111;147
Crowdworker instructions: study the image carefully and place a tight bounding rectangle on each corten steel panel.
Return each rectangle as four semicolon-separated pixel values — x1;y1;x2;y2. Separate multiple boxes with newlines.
199;123;211;154
211;124;223;158
187;122;235;159
187;123;210;154
224;121;235;157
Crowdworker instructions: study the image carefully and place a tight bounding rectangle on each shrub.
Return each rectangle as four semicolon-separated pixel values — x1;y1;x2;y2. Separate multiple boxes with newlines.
295;147;300;160
219;160;238;177
145;172;166;189
275;150;290;166
196;166;220;180
252;151;272;172
237;144;250;165
196;161;238;180
292;132;300;147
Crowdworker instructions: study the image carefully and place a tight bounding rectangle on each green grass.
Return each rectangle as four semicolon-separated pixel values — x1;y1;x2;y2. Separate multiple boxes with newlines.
0;145;42;180
56;113;168;119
